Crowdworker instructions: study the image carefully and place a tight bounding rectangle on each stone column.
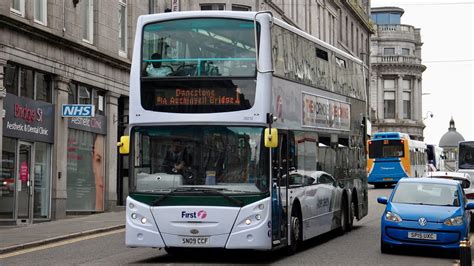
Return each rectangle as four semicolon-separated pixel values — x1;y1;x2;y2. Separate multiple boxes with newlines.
105;91;120;211
418;78;423;121
413;77;419;121
0;59;7;166
377;75;383;119
397;75;404;120
52;76;70;220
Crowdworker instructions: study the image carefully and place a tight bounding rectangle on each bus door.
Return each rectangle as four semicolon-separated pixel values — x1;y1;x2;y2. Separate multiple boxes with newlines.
271;131;289;246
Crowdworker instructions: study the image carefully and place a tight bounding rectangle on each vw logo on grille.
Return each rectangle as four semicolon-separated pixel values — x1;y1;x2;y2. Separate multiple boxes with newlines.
418;217;427;226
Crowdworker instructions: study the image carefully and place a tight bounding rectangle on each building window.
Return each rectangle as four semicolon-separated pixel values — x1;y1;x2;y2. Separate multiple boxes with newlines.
384;48;395;55
200;4;225;10
345;16;348;46
4;63;52;103
402;48;410;56
10;0;25;16
402;79;411;119
384;91;395;119
383;79;395;119
403;92;411;119
34;0;47;25
70;83;106;115
118;0;127;56
232;4;250;11
83;0;94;43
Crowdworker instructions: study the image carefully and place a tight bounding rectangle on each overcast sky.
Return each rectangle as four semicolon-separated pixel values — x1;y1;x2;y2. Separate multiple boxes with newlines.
371;0;474;145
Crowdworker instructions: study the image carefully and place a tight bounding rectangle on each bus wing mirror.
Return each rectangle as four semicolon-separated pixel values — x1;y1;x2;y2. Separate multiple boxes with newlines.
117;136;130;154
264;128;278;148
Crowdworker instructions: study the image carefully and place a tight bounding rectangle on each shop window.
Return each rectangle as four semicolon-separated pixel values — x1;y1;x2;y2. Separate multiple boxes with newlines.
0;137;16;219
35;72;52;103
4;64;18;96
71;83;106;114
20;68;34;99
4;63;52;102
78;85;91;104
93;90;106;115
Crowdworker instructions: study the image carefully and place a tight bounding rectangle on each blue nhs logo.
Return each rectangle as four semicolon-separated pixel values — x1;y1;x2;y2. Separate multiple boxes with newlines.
62;104;95;117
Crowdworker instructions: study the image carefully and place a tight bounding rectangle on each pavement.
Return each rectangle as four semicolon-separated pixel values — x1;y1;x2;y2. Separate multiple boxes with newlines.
0;210;125;255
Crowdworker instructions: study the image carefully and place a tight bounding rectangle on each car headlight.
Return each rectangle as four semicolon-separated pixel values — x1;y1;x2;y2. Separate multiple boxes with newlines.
385;211;402;223
444;216;464;226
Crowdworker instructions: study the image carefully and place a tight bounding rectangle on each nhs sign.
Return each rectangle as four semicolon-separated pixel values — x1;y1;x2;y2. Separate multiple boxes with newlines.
62;104;95;117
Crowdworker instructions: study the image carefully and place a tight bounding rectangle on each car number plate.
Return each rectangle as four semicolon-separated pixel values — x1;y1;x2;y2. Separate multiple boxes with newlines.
383;178;393;181
408;232;437;240
181;236;209;246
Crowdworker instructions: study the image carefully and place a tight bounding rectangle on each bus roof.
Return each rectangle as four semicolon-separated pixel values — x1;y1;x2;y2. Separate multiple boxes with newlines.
137;11;364;67
372;132;410;140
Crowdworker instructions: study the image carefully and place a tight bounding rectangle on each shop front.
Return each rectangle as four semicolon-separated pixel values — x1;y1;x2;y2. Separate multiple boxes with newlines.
0;94;54;224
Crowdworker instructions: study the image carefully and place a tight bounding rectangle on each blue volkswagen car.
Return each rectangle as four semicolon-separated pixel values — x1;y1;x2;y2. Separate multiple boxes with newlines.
378;178;474;253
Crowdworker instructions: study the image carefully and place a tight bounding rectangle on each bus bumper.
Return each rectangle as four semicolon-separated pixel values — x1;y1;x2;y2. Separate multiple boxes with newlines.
126;196;272;250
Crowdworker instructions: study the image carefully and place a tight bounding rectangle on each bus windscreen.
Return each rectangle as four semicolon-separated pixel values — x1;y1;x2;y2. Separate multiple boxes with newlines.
142;18;257;78
459;142;474;169
368;140;404;159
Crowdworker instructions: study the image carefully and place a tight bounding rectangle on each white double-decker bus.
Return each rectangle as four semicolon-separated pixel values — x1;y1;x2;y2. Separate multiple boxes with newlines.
118;11;368;253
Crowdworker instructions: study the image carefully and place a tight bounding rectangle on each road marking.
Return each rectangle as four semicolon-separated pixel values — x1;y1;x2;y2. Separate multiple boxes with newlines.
0;229;125;259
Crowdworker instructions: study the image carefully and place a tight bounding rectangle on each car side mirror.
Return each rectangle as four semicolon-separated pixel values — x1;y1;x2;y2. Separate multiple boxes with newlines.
466;203;474;210
337;181;344;188
377;197;388;205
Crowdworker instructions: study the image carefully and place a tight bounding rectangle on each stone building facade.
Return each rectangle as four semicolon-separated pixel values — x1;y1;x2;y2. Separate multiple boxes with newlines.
369;7;426;140
162;0;374;66
0;0;372;224
0;0;155;224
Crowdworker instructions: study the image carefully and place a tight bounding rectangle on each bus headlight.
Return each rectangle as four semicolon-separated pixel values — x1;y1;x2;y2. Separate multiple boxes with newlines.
131;213;137;219
141;217;148;224
444;216;463;226
255;214;261;221
245;218;252;225
129;202;135;209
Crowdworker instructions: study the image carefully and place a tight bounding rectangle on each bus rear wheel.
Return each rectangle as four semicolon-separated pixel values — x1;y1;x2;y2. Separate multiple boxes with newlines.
339;199;348;234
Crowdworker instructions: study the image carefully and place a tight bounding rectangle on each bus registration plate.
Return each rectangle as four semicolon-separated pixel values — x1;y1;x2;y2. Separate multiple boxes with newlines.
181;236;209;246
408;232;437;240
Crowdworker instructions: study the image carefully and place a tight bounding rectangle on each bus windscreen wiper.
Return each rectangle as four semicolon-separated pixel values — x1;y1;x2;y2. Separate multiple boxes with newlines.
151;187;244;207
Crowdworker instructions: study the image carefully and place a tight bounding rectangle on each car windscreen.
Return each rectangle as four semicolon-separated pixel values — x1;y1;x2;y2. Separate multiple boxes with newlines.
392;182;460;207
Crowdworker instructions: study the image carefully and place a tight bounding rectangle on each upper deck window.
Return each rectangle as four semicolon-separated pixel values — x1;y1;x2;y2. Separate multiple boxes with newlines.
142;18;257;78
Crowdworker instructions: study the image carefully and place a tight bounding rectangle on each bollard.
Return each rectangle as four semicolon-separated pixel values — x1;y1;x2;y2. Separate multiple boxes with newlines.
460;238;472;266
